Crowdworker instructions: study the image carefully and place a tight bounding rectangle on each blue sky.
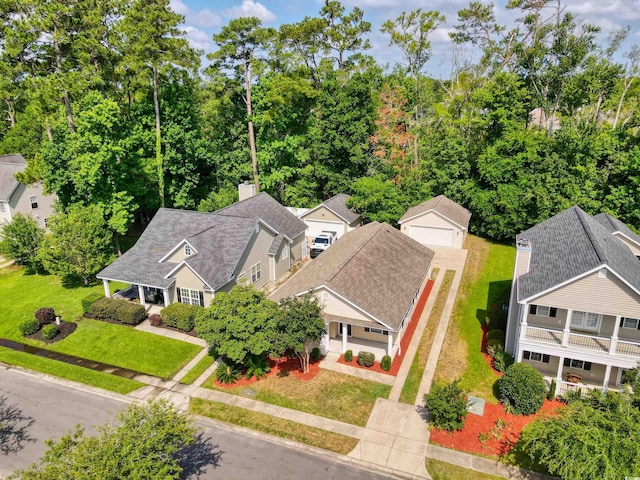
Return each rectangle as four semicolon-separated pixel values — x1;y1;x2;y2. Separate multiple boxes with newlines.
172;0;640;78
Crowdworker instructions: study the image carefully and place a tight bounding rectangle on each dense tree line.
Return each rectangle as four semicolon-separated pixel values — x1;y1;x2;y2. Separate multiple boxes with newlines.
1;0;639;247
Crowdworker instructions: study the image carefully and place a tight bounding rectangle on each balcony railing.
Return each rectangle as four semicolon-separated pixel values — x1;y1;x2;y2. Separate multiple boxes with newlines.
524;326;562;345
568;332;610;353
616;340;640;358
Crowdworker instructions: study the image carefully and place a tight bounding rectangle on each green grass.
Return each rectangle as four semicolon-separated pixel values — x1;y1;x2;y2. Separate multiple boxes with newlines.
435;236;516;401
0;266;201;379
0;346;144;394
179;353;216;385
399;270;456;404
191;398;359;455
426;459;504;480
203;369;390;426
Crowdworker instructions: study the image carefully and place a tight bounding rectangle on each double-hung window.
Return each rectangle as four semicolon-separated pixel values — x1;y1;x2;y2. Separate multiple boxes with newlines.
621;317;640;330
178;288;202;306
529;305;557;317
29;195;38;209
184;244;192;256
570;311;601;332
563;357;592;371
523;351;550;363
251;262;261;283
282;244;289;259
0;202;5;213
364;327;389;336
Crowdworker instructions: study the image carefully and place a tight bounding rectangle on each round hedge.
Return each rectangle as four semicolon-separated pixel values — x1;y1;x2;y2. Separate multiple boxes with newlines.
19;318;40;336
499;363;546;415
42;324;60;340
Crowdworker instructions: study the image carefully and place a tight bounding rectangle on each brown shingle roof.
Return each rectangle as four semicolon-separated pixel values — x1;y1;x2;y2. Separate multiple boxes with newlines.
270;222;434;331
322;193;361;224
399;195;471;229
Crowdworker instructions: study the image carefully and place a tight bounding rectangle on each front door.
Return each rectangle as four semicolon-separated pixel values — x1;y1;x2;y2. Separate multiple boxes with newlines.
340;323;352;337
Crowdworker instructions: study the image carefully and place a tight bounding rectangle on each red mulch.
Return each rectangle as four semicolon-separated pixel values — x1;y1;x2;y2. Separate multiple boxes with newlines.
430;399;565;456
212;355;322;389
336;279;436;376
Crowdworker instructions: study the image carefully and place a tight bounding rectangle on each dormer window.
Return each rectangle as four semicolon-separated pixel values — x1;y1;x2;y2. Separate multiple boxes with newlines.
184;244;192;256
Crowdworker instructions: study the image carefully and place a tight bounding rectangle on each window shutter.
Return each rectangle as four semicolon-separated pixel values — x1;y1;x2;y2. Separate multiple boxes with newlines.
523;351;530;360
550;308;557;318
620;317;625;327
564;358;571;367
529;305;536;314
584;362;592;371
177;288;182;303
198;291;204;307
542;354;550;364
637;320;640;330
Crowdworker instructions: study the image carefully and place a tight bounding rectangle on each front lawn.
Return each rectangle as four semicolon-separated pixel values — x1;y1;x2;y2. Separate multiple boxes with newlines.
426;459;504;480
203;369;390;426
0;266;201;379
434;236;515;401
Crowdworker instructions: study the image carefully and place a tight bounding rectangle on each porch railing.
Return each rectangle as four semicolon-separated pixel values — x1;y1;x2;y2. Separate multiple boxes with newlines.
616;340;640;358
524;326;562;345
557;380;601;398
567;331;610;353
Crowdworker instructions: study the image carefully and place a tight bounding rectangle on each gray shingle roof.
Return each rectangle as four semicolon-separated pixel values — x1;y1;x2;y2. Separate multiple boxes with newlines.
322;193;361;224
593;212;640;248
216;192;306;240
270;222;434;331
517;206;640;301
399;195;471;229
0;154;26;201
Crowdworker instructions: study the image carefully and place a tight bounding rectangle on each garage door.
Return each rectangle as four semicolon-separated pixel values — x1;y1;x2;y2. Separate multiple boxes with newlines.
305;220;345;240
409;225;454;247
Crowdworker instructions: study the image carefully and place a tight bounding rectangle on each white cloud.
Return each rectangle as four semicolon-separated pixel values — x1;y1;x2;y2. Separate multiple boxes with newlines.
222;1;277;22
183;26;213;52
170;0;222;28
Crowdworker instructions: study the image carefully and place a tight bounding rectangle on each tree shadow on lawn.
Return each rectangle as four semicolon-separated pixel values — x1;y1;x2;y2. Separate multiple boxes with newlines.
0;394;36;455
179;431;223;479
476;280;512;346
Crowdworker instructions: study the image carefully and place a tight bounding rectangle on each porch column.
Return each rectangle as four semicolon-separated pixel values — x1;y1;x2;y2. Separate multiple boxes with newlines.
562;309;572;347
163;288;170;307
387;333;393;356
610;316;621;354
518;302;529;347
137;284;146;306
341;323;347;353
556;356;564;385
102;279;111;298
603;364;612;392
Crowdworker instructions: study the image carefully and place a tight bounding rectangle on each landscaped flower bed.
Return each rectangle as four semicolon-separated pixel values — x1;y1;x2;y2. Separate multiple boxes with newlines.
430;399;565;456
212;355;322;388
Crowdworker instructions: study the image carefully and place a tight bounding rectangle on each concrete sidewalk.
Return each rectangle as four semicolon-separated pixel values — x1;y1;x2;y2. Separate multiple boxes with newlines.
134;321;207;347
320;352;396;385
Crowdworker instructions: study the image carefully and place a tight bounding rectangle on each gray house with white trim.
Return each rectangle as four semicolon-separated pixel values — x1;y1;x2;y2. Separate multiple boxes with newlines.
506;206;640;397
97;192;306;309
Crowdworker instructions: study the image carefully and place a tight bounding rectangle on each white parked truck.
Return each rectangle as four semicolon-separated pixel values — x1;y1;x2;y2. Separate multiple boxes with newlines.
310;231;337;258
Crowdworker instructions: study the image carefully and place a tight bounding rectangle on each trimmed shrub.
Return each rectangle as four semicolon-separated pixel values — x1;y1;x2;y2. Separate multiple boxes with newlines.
35;307;56;325
344;350;353;362
149;313;162;327
81;292;103;314
215;362;241;385
357;351;375;367
492;350;514;373
424;379;469;432
381;355;392;371
89;297;120;319
160;303;200;332
42;324;59;339
311;347;321;362
486;339;504;358
19;319;40;336
547;378;557;400
244;355;271;379
499;363;547;415
89;297;146;325
487;329;505;343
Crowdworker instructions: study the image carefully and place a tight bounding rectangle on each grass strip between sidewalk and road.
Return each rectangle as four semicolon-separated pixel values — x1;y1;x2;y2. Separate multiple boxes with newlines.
0;346;144;394
399;269;456;404
190;397;359;455
179;353;216;385
426;459;504;480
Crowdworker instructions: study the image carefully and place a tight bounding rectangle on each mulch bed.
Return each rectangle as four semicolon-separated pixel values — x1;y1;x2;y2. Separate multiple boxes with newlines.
430;399;565;456
213;355;322;389
336;278;436;376
27;321;77;344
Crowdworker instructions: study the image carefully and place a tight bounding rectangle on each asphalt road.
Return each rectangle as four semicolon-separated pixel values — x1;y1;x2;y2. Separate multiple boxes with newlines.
0;367;395;479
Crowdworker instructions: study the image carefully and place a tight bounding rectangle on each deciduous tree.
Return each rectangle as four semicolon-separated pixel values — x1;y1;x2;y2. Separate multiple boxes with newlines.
0;213;44;272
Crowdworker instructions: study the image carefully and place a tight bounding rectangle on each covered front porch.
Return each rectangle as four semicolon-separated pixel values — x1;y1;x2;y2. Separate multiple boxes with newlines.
322;314;397;358
103;279;171;309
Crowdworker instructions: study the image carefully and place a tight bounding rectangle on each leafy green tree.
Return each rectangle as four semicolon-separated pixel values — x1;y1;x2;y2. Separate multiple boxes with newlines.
520;392;640;480
319;1;371;70
347;176;411;226
210;17;275;193
195;285;280;365
273;294;326;373
14;400;197;480
424;379;469;432
39;204;115;286
0;213;44;272
198;187;237;212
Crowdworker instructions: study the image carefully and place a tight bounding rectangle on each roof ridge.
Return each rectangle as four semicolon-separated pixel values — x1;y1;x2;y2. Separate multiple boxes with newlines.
214;191;268;214
324;223;383;284
575;208;607;265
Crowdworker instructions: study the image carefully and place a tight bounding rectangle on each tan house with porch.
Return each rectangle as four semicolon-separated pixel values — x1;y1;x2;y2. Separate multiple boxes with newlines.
505;206;640;397
97;191;307;310
271;222;434;359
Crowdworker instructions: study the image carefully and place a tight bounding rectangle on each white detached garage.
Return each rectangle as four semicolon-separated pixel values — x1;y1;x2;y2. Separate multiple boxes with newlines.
398;195;471;249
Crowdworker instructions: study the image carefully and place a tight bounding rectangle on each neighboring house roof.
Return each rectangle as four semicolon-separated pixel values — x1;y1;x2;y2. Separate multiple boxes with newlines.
399;195;471;229
300;193;361;224
593;212;640;249
271;222;434;331
0;153;26;202
98;192;302;290
516;206;640;302
216;192;307;240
